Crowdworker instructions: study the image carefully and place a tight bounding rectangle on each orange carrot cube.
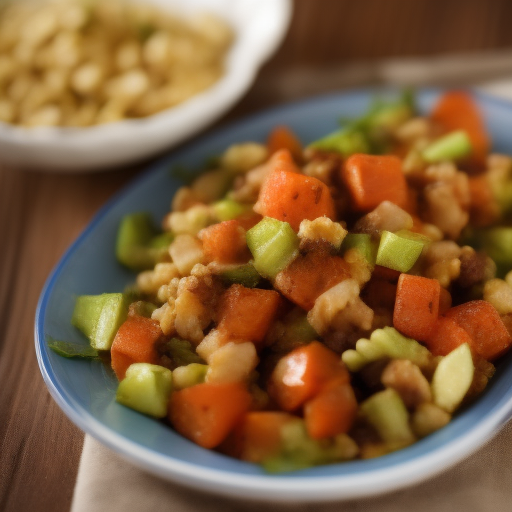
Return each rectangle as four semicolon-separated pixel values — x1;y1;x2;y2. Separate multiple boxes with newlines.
168;382;252;449
110;316;162;381
304;380;357;439
269;341;349;412
444;300;512;361
468;175;500;227
341;154;408;212
424;316;472;356
227;411;297;462
199;220;251;264
254;168;336;231
274;249;351;311
267;126;303;164
393;274;441;341
265;148;301;174
217;284;281;347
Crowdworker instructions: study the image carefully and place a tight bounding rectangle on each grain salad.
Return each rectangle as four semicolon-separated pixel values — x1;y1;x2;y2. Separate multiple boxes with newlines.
61;90;512;471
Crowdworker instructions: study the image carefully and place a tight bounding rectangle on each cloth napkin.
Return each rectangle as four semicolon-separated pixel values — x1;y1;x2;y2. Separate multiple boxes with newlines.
71;51;512;512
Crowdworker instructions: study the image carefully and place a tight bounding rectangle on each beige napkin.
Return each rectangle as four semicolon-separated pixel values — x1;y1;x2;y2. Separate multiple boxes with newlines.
71;52;512;512
72;423;512;512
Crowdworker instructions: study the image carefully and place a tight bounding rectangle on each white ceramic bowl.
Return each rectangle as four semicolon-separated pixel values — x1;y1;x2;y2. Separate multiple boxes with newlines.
0;0;291;172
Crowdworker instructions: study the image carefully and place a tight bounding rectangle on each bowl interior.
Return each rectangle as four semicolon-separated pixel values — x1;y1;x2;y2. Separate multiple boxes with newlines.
36;88;512;501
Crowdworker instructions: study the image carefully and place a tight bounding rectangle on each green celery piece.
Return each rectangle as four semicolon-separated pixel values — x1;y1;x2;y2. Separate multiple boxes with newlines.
376;230;426;272
431;343;474;413
163;338;204;368
367;103;412;131
116;212;172;271
246;217;299;279
262;420;357;473
72;293;129;350
172;363;208;390
286;314;318;343
342;326;431;371
360;388;416;447
422;130;472;163
116;363;173;418
309;128;371;157
487;165;512;220
212;198;251;221
149;232;174;250
473;226;512;277
47;336;99;359
342;233;377;267
220;263;261;288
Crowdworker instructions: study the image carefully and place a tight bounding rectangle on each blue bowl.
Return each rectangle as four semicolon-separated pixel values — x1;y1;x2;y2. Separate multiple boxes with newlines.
35;89;512;502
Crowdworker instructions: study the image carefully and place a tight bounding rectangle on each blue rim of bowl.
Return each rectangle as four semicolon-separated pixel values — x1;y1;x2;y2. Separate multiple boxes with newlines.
35;87;512;502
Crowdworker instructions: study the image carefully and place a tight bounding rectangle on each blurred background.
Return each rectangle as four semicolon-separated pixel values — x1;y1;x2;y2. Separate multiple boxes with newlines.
233;0;512;116
3;1;512;511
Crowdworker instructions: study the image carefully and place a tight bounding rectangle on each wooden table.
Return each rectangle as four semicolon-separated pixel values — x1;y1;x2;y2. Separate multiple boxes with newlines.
3;1;512;511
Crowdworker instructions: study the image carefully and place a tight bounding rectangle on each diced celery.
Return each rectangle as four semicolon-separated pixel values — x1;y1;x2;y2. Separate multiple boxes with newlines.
219;263;261;288
472;227;512;278
342;233;377;267
246;217;299;279
72;293;129;350
212;198;251;221
286;313;318;343
262;420;358;473
367;103;412;131
309;128;370;157
116;363;173;418
422;130;472;163
360;388;416;447
310;91;415;156
162;338;204;368
431;343;474;413
376;230;426;272
172;363;208;390
116;212;173;271
342;326;431;371
47;336;99;359
341;349;368;372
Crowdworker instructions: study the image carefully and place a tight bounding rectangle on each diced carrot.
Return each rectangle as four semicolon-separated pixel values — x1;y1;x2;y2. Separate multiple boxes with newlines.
267;126;303;164
269;341;350;412
424;316;472;356
110;316;162;381
274;248;351;310
254;168;336;231
217;284;281;348
430;91;490;167
168;382;252;449
393;274;441;341
341;154;408;212
468;175;500;227
439;287;452;315
225;411;297;462
199;220;251;264
266;148;301;174
304;380;357;439
444;300;512;361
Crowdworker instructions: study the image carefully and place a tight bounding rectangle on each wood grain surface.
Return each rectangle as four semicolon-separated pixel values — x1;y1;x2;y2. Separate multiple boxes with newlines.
2;1;512;511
